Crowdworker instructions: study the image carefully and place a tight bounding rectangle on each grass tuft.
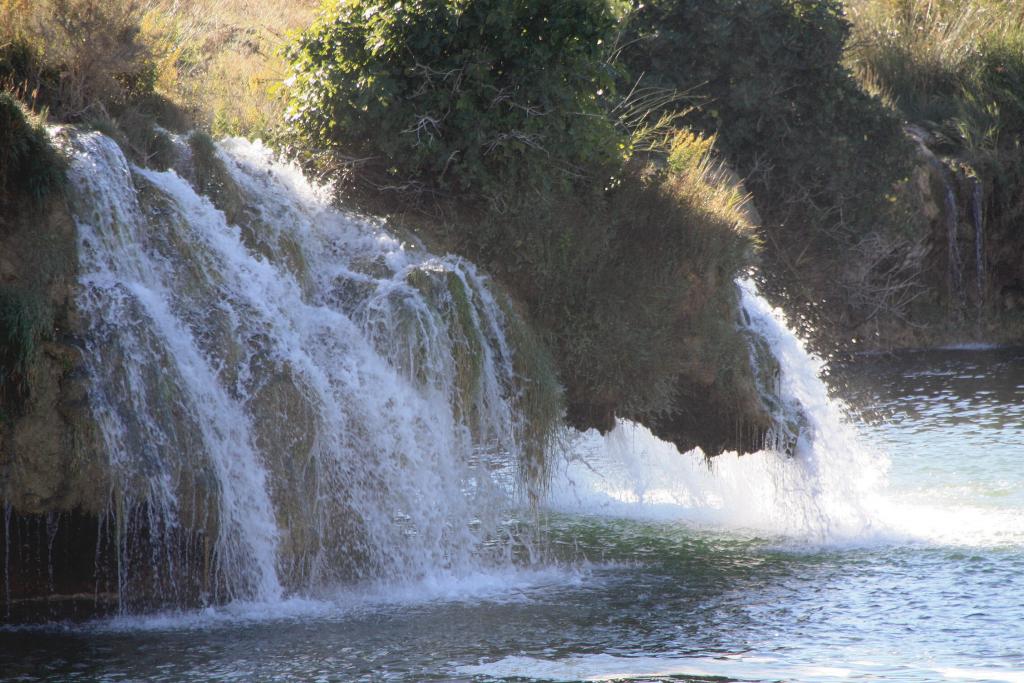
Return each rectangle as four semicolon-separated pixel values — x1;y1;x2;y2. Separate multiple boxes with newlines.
0;92;65;210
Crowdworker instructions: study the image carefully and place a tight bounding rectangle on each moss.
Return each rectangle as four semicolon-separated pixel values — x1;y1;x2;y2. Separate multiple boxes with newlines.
118;109;178;171
495;292;564;499
405;266;487;422
445;272;484;422
188;131;245;224
0;287;46;412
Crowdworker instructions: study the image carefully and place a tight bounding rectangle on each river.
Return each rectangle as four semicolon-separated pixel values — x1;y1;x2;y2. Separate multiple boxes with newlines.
2;346;1022;682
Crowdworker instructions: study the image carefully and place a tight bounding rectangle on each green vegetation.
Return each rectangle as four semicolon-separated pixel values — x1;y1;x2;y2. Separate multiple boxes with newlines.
285;0;622;202
4;0;1020;469
0;93;65;209
284;0;762;458
847;0;1024;326
513;131;756;429
847;0;1024;134
618;0;927;341
497;293;563;498
0;94;67;414
0;287;46;411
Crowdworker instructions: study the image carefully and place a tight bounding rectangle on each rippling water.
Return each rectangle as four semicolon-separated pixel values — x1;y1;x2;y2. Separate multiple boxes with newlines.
3;347;1024;682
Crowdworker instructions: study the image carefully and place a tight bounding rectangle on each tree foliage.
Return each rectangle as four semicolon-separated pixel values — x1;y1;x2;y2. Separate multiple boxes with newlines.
283;0;768;452
620;0;923;338
285;0;624;202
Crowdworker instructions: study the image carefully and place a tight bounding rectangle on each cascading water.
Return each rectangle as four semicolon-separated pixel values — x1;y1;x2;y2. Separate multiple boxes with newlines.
548;279;888;541
66;131;536;609
63;125;901;611
60;126;971;619
8;131;1024;683
942;170;968;312
972;176;986;310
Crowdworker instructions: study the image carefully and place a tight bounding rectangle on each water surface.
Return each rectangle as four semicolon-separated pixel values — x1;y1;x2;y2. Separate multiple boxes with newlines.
3;347;1024;682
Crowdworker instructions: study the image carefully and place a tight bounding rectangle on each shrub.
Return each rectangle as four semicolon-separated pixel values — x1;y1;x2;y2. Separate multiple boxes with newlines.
285;0;765;461
515;130;757;426
285;0;624;203
619;0;924;343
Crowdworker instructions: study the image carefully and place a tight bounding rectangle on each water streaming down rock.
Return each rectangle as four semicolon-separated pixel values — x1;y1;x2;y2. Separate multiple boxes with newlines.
59;128;866;615
971;177;986;311
942;170;968;312
551;279;884;540
66;132;540;609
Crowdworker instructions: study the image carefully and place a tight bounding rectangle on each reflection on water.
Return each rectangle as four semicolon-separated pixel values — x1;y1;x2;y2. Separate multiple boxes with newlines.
3;348;1024;682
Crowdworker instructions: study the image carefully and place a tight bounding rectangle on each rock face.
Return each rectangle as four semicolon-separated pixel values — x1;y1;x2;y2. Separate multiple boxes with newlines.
0;194;104;513
851;125;1024;350
1;190;109;615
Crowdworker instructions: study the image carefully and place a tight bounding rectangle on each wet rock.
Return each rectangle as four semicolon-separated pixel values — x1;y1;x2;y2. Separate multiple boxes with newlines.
0;195;105;515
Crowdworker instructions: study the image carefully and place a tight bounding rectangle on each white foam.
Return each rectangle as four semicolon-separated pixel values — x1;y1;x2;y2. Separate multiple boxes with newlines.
456;653;855;682
84;565;592;632
546;280;1024;550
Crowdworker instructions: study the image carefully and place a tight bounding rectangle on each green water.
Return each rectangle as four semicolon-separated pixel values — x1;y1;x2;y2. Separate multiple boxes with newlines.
2;348;1023;682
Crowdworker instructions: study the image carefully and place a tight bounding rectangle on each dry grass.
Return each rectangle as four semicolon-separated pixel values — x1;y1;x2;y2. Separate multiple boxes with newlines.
1;0;155;120
1;0;318;136
139;0;319;137
846;0;1024;121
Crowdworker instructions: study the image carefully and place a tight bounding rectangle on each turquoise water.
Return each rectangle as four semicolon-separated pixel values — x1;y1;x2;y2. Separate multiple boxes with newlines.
2;347;1024;682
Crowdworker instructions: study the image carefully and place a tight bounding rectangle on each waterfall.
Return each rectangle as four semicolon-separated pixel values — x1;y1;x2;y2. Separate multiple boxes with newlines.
942;170;967;312
66;132;534;608
971;177;986;311
549;279;884;541
59;129;889;615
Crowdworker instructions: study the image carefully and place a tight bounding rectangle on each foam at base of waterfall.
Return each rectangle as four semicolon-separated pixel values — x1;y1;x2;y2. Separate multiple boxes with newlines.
68;564;595;632
548;423;1024;548
545;280;1024;550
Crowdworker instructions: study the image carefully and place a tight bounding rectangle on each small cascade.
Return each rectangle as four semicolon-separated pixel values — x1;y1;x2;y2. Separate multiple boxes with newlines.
550;279;885;541
65;132;538;609
739;297;806;456
941;169;968;313
971;177;986;312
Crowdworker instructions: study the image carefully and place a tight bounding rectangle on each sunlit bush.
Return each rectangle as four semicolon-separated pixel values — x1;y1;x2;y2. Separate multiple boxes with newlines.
285;0;623;202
